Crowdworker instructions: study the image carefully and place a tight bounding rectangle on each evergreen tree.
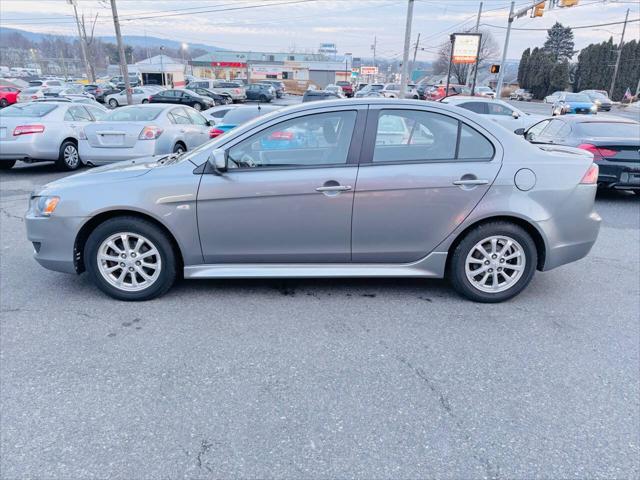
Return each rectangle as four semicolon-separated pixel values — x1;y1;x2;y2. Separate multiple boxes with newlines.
549;61;570;93
518;48;530;87
544;22;576;62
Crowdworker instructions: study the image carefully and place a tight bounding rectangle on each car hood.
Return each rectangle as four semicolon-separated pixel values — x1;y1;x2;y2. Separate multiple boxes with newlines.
36;155;185;195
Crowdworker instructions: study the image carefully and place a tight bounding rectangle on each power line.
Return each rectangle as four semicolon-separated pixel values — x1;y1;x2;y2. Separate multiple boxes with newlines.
481;17;639;30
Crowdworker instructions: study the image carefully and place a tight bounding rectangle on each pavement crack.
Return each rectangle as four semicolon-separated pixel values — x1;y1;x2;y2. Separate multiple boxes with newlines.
0;207;24;222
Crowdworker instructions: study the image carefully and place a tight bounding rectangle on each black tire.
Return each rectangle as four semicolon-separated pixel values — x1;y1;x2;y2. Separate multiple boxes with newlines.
109;98;118;108
259;95;268;103
84;216;177;301
141;99;149;104
448;221;537;303
0;160;16;170
193;102;202;111
173;143;186;154
0;98;8;108
55;140;81;171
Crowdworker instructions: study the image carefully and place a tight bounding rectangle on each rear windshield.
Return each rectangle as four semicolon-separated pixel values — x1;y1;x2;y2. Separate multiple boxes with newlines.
28;80;43;86
577;122;640;138
103;107;164;122
222;108;268;124
0;103;57;117
23;87;41;94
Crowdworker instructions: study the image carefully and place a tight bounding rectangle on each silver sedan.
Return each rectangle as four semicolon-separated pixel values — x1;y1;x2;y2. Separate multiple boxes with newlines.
0;101;107;170
104;87;156;108
79;104;213;165
26;99;600;302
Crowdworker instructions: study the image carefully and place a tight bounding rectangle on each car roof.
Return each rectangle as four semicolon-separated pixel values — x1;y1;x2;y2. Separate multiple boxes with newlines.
443;96;502;104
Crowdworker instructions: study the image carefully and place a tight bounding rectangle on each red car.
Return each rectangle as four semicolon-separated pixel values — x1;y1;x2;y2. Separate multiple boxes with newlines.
0;86;20;108
336;81;354;98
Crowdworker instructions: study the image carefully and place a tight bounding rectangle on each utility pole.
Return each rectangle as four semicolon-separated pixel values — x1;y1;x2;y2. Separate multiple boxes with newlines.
67;0;92;82
465;1;483;88
109;0;132;105
495;1;514;99
610;8;629;99
372;36;377;81
399;0;415;99
412;32;421;75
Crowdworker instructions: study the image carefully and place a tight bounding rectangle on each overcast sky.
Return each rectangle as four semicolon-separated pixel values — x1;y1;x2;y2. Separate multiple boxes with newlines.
1;0;638;61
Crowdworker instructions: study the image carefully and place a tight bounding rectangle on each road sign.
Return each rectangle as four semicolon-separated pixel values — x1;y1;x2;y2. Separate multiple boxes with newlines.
451;33;481;64
360;66;378;75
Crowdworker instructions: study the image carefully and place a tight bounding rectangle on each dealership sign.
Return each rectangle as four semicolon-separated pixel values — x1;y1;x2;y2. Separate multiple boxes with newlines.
211;62;246;68
360;66;378;75
451;33;481;64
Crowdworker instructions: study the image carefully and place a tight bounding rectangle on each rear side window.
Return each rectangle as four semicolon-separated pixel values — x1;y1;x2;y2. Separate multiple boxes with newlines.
64;106;92;122
169;108;191;124
458;102;487;114
373;109;494;162
186;108;208;125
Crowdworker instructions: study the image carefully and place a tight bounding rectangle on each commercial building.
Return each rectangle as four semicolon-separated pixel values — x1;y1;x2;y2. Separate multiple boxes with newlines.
107;55;186;87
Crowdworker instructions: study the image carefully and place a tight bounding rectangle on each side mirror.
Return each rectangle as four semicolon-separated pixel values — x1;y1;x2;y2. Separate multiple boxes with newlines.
207;149;227;175
514;127;526;136
512;110;520;119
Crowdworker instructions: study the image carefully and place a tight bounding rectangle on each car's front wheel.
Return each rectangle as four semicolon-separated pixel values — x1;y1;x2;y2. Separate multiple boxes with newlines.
449;222;537;303
193;103;202;111
85;217;177;301
108;99;118;108
56;140;81;171
0;98;8;108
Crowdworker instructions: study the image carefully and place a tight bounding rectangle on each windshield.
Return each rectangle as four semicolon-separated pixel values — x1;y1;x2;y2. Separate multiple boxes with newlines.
0;103;57;117
370;84;384;91
222;108;269;124
564;93;591;102
103;107;164;122
577;122;640;138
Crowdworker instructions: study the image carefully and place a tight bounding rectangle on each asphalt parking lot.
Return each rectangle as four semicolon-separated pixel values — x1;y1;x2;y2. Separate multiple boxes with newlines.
1;112;639;478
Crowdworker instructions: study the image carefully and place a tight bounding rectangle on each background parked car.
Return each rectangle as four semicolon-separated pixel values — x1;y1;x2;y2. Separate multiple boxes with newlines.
518;116;639;193
442;96;545;131
427;84;466;101
28;79;65;96
208;104;280;138
474;86;495;98
186;86;231;105
324;84;345;98
336;81;354;97
580;90;612;111
258;80;286;98
202;104;240;125
84;83;120;103
544;91;565;104
105;87;158;108
210;81;247;103
148;88;214;111
17;86;45;103
552;92;597;116
509;88;533;101
79;104;213;164
302;89;341;102
246;83;275;102
0;101;107;170
354;83;385;98
381;83;420;99
0;86;20;107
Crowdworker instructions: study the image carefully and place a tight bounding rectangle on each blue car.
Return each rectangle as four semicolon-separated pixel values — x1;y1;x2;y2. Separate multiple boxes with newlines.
209;104;281;138
552;92;597;116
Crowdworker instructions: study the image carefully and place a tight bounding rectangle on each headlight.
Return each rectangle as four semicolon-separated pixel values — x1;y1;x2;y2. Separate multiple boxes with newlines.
30;196;60;217
594;99;601;105
590;105;597;112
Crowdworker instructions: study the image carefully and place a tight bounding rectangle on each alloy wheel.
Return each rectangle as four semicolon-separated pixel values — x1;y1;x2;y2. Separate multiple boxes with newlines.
63;144;79;168
465;235;526;293
97;232;162;292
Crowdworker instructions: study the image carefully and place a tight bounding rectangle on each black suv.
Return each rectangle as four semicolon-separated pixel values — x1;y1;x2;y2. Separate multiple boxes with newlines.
149;89;214;111
302;90;341;103
246;83;275;102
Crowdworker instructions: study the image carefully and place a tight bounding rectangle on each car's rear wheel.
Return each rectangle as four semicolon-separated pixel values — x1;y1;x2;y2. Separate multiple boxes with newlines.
85;217;177;301
109;98;118;108
0;160;16;170
0;98;8;108
55;140;81;171
193;103;202;111
141;99;149;104
449;222;537;303
173;143;186;154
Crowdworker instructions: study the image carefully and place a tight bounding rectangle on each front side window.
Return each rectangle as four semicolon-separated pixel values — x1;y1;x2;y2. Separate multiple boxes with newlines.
186;108;208;125
66;106;92;122
526;120;550;139
227;111;357;169
373;109;494;162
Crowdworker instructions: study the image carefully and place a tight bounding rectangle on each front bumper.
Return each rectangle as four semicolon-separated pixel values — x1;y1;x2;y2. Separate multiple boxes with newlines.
26;212;85;274
597;160;640;190
0;136;58;161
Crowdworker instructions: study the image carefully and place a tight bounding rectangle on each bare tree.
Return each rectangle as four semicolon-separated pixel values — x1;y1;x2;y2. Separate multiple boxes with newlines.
434;29;499;84
79;12;99;82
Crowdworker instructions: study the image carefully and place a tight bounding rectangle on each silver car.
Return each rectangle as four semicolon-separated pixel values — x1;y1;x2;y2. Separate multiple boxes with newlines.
442;96;546;131
105;87;155;108
26;99;601;302
79;104;213;164
0;101;107;170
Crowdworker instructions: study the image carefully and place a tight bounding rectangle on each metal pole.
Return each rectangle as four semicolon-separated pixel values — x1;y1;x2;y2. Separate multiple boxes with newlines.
399;0;415;99
495;1;514;99
109;0;132;105
610;8;629;100
372;36;377;71
471;35;482;96
412;32;421;74
68;0;92;82
160;46;164;87
445;34;454;99
465;1;483;87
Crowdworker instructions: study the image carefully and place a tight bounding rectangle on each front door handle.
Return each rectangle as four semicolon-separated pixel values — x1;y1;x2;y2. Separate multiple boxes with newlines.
316;185;352;192
453;179;489;186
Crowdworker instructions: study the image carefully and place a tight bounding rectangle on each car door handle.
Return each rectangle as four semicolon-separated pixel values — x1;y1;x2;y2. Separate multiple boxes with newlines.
453;179;489;186
315;185;352;192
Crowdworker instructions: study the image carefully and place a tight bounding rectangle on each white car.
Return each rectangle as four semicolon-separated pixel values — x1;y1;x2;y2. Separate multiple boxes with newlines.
475;86;496;99
544;91;565;104
442;96;546;132
105;87;156;108
17;87;45;103
202;104;240;125
381;83;420;99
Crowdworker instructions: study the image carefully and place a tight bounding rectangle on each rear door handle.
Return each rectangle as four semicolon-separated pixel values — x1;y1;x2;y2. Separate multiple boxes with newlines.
453;179;489;186
315;185;352;192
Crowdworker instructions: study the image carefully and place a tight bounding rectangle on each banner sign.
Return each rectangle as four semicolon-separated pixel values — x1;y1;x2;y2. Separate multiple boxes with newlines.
451;34;481;64
360;66;378;75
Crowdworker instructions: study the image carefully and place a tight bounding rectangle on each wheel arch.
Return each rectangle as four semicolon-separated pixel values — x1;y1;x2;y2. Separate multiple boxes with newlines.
74;209;184;274
445;215;547;272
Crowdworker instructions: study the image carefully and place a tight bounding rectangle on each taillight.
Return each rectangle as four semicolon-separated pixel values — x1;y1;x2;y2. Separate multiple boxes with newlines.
138;126;163;140
269;131;294;140
577;143;616;160
209;128;224;138
580;163;599;184
31;95;38;100
234;89;240;94
148;96;152;101
13;124;45;136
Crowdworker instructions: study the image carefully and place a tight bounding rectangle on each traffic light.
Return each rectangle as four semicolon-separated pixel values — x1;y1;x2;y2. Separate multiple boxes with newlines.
490;64;500;74
533;1;545;17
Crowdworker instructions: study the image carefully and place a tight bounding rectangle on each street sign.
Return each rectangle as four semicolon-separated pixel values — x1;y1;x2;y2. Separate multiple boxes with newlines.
451;33;481;64
360;66;378;75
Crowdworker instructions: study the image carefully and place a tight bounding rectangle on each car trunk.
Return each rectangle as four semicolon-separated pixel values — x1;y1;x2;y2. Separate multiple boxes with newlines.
84;122;146;148
0;116;40;142
587;138;640;163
